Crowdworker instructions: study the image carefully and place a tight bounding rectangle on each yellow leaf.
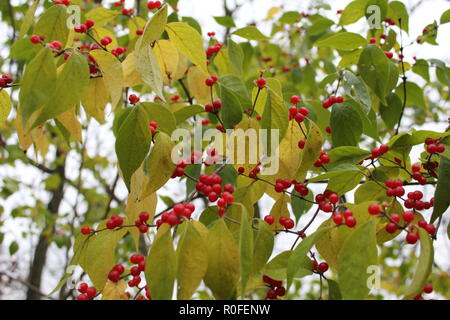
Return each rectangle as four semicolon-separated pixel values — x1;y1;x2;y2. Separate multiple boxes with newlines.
139;4;168;48
57;107;82;142
18;0;40;40
15;112;32;151
0;90;12;127
204;219;240;300
90;50;124;109
122;52;143;87
265;7;281;21
81;77;108;123
187;66;210;105
102;280;129;300
135;37;164;99
269;194;291;231
177;221;209;300
296;120;323;180
214;48;238;76
252;86;267;116
31;125;49;158
154;40;180;85
90;27;118;49
166;22;209;76
128;17;147;40
85;7;119;26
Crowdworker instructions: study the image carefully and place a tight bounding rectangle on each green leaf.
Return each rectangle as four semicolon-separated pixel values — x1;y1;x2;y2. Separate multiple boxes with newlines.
31;51;89;129
141;132;177;199
204;219;240;300
291;191;313;222
328;171;364;194
412;59;430;82
140;102;177;135
0;90;12;127
238;204;253;297
214;16;236;28
279;11;301;24
219;75;252;108
140;4;168;48
263;251;312;281
261;84;289;141
403;229;434;300
380;93;403;130
358;44;398;104
145;223;176;300
316;32;368;51
34;4;69;45
166;22;209;76
431;156;450;223
365;0;388;22
177;221;209;300
388;1;409;32
395;82;426;108
330;103;363;147
339;0;367;26
9;241;19;255
19;47;57;127
252;219;274;274
325;146;371;170
355;181;388;204
232;26;269;41
173;105;205;124
115;106;152;189
18;0;41;40
341;70;371;113
219;84;243;129
89;50;124;108
327;279;342;300
286;226;332;290
78;223;127;290
337;220;378;300
440;9;450;24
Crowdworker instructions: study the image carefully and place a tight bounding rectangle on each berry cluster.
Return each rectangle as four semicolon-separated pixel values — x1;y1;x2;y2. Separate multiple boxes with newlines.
205;75;218;87
149;121;158;136
54;0;70;5
279;217;295;229
171;158;187;178
0;74;13;88
30;35;45;44
384;18;396;26
205;100;222;113
207;32;216;37
255;77;266;88
313;151;330;167
289;106;309;123
111;47;127;57
322;96;344;109
370;144;389;159
77;283;97;300
385;179;405;197
195;174;235;216
134;211;151;233
239;163;262;179
113;0;126;7
122;8;136;16
129;94;140;105
106;214;124;230
155;203;196;227
404;190;433;211
206;43;222;58
424;138;446;154
332;209;356;228
147;1;162;10
312;260;329;274
274;179;292;193
263;275;286;300
74;19;95;33
316;190;339;213
418;219;436;236
49;40;63;51
108;263;126;282
100;36;113;46
128;254;145;287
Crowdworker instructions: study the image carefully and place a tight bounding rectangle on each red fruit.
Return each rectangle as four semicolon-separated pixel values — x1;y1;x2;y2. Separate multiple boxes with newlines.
290;96;301;104
113;264;125;274
266;290;277;300
283;218;295;229
222;192;234;204
77;293;89;300
294;113;305;123
264;215;275;225
166;214;179;226
390;214;400;223
256;77;266;88
205;104;214;112
423;284;433;294
86;287;97;299
425;224;436;235
368;204;381;215
345;216;356;228
298;140;306;149
129;94;140;104
74;24;87;33
343;209;353;218
275;286;286;296
130;254;145;264
402;211;415;223
131;266;140;276
106;219;116;229
78;283;88;293
238;167;245;174
298;107;309;116
224;184;235;193
379;144;389;154
385;223;398;234
406;232;419;244
208;192;219;202
100;37;111;46
426;144;437;154
30;35;41;44
139;211;150;222
328;193;339;204
317;262;329;273
289;106;298;117
371;148;381;158
333;213;343;225
385;52;393;59
81;226;90;235
108;270;120;282
205;78;215;86
274;183;284;193
50;41;62;50
369;38;376;44
436;144;445;153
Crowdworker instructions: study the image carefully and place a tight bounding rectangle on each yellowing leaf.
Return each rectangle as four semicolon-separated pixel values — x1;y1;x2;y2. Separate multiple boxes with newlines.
34;4;69;45
135;38;164;99
141;132;177;199
187;66;211;105
166;22;209;76
139;4;168;48
90;50;124;109
18;0;40;40
265;7;281;21
204;219;240;300
0;90;12;127
56;107;82;142
269;194;291;231
90;27;118;50
296;120;323;180
15;112;32;151
81;77;108;123
177;221;209;300
31;125;49;158
122;51;143;87
85;7;119;26
145;223;176;300
154;40;180;85
102;280;129;300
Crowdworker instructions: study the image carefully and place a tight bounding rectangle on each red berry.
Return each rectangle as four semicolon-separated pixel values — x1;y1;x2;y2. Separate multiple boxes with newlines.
108;270;120;282
113;264;125;274
264;215;275;225
256;77;266;88
275;286;286;296
423;284;433;294
283;218;294;229
333;213;343;225
385;223;398;234
298;140;306;149
81;226;90;235
266;289;277;300
77;293;89;300
328;193;339;204
345;216;357;228
78;283;88;293
425;224;436;235
130;254;145;264
406;232;419;244
317;262;329;273
86;287;97;299
402;211;415;223
368;204;381;215
30;35;41;44
290;96;301;104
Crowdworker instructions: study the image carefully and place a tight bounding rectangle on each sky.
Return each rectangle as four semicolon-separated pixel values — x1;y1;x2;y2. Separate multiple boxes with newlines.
0;0;450;299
